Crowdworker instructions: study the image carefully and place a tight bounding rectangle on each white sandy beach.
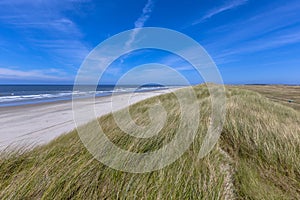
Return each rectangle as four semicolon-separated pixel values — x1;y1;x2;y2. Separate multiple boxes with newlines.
0;89;176;150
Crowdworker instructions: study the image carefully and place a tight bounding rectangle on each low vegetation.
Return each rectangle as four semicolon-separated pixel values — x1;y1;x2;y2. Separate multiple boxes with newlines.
237;85;300;111
0;85;299;199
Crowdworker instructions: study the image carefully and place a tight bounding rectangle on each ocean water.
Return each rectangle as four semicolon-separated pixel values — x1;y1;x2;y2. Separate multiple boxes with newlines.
0;85;169;107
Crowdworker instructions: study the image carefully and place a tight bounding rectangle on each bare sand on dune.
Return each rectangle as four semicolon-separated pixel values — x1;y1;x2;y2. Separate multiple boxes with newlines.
0;89;177;150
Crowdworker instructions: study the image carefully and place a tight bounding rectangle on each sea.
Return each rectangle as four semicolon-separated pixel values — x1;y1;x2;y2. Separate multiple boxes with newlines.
0;85;171;107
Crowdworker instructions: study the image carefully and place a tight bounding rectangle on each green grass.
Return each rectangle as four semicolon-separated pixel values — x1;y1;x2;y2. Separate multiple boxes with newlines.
0;85;299;199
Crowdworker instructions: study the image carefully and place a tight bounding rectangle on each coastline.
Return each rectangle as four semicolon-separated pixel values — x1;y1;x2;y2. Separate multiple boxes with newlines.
0;88;179;151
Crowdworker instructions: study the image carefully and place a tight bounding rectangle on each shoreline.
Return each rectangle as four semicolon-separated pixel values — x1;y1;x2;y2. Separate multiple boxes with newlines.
0;88;179;151
0;89;171;110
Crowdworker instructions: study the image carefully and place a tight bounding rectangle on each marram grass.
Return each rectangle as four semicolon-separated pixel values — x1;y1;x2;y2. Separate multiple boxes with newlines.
0;85;299;199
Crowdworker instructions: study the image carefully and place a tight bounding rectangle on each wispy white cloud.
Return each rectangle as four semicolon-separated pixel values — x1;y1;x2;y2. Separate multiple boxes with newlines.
125;0;155;49
117;64;190;85
219;29;300;57
158;55;194;71
0;67;71;81
192;0;248;25
220;1;300;44
0;1;91;65
134;0;154;28
194;1;300;65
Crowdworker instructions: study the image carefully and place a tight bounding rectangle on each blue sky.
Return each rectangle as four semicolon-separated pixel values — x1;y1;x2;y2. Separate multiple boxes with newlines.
0;0;299;84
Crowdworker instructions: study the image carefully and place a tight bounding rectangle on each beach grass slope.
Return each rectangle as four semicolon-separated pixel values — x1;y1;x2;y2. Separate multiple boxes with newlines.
0;85;299;199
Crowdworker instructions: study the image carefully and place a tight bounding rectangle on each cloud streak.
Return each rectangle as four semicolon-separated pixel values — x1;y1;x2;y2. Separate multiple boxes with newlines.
192;0;248;25
203;1;300;64
0;1;90;66
125;0;155;49
220;29;300;57
0;67;71;81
